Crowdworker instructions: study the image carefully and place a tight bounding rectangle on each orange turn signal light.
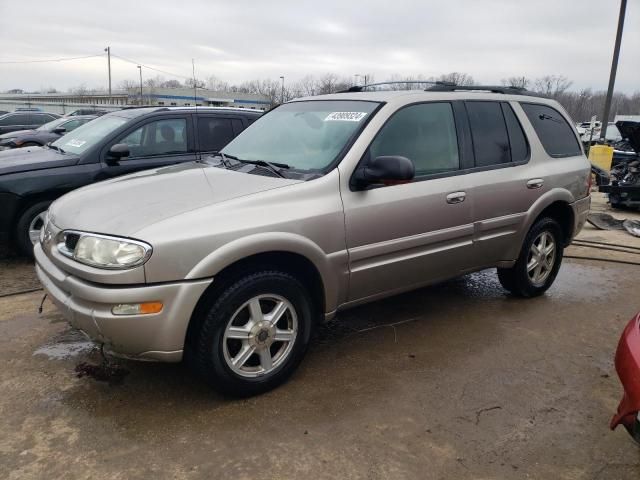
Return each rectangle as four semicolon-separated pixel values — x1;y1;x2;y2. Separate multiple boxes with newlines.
111;302;163;315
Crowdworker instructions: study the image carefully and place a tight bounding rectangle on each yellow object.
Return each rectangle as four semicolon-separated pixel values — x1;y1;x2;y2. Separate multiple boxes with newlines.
589;145;614;171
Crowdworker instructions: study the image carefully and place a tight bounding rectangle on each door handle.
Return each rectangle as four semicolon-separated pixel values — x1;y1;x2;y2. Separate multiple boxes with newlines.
526;178;544;189
446;191;466;204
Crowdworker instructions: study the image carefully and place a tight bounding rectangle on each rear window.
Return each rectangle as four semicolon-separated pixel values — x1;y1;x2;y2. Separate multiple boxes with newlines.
521;103;581;157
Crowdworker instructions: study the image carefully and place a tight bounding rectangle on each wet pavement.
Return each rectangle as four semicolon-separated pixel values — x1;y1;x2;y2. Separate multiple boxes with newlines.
1;259;639;479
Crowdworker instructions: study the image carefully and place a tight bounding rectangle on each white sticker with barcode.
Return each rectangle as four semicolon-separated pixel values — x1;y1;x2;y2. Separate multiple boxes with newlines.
324;112;367;122
65;139;86;147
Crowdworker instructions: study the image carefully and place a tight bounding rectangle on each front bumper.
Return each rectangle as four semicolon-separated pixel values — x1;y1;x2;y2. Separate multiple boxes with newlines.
610;312;640;431
35;243;212;362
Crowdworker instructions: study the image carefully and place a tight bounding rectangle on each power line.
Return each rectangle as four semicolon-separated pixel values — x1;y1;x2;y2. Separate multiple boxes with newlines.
110;54;193;80
0;54;104;64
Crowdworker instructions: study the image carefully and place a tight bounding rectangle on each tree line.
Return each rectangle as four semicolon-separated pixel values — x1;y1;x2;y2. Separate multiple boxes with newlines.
11;71;640;122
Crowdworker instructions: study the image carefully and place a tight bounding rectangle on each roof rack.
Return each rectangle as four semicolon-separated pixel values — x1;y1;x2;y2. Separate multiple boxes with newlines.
425;84;541;96
338;81;455;93
338;82;542;97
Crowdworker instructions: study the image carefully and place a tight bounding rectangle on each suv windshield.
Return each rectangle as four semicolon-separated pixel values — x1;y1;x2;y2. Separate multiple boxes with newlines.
51;114;128;155
222;100;379;171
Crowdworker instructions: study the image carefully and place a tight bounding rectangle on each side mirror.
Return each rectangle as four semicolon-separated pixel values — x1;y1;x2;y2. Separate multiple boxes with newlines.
106;143;130;164
52;127;66;134
351;155;415;190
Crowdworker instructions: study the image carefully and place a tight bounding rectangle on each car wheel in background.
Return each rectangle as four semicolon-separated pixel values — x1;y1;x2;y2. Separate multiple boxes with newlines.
192;270;315;397
497;217;564;298
15;201;51;258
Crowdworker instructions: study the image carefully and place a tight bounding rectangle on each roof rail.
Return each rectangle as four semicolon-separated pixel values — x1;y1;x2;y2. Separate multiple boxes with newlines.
425;84;543;96
338;80;455;93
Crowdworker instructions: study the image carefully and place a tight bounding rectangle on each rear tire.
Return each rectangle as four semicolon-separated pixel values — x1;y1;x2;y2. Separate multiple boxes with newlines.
191;270;315;397
497;217;564;298
15;201;51;258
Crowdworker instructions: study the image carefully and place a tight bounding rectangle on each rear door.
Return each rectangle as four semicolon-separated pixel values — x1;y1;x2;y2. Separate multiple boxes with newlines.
194;115;240;159
98;114;197;180
464;101;549;267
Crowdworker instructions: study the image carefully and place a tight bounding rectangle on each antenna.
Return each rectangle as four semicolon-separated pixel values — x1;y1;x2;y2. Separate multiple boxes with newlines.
192;58;197;112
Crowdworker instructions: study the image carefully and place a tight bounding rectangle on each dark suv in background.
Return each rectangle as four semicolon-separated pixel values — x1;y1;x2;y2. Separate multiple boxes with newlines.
0;115;96;150
0;106;261;256
0;111;61;134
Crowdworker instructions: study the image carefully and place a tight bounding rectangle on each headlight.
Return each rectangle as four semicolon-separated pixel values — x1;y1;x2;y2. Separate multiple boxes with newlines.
58;231;152;269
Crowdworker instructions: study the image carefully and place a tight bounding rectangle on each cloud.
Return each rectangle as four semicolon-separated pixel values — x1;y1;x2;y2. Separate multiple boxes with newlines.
0;0;637;92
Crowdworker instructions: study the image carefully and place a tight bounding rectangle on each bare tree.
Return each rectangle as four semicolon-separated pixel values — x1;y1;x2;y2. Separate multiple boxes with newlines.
184;78;206;89
160;79;182;89
206;75;229;91
435;72;475;86
533;75;572;96
501;76;530;89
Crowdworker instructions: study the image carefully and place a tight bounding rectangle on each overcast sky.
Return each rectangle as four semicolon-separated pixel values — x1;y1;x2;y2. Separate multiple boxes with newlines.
0;0;637;93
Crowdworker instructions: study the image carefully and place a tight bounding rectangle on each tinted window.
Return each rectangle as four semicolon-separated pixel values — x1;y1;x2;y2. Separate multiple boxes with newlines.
231;118;245;134
12;114;31;125
466;101;510;167
118;118;188;157
33;114;53;125
501;103;529;163
370;102;459;176
197;117;234;151
521;103;581;157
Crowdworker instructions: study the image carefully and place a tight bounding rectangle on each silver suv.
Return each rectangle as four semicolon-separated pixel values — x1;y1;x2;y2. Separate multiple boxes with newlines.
35;85;591;396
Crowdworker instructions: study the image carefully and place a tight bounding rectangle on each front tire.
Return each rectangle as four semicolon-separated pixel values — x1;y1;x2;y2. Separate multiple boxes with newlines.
191;270;315;397
498;217;564;298
15;201;51;258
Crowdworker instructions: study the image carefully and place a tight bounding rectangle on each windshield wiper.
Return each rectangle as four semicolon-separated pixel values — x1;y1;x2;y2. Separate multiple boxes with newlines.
47;144;66;154
209;151;240;168
234;159;290;178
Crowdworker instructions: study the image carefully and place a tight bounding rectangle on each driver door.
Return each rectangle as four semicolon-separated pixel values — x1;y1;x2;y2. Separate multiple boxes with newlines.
98;115;196;180
340;102;476;302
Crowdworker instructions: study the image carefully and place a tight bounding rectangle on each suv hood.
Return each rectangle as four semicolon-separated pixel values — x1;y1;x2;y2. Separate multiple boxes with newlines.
616;121;640;153
0;146;77;175
49;162;301;236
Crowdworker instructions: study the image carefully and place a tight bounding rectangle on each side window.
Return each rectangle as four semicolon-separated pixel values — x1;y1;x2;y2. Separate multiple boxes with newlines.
116;118;188;158
369;103;459;176
231;118;245;135
12;114;31;125
34;114;55;125
466;101;511;167
501;103;529;163
60;120;79;131
197;117;235;151
520;103;581;157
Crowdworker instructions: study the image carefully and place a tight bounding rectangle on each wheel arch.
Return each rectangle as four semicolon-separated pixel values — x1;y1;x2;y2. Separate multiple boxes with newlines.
184;244;333;355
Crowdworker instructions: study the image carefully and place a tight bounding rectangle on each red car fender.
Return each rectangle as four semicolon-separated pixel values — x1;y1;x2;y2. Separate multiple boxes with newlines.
611;312;640;430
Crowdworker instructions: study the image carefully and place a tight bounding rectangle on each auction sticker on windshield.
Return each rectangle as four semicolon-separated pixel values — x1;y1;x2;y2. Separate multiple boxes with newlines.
65;139;86;148
325;112;367;122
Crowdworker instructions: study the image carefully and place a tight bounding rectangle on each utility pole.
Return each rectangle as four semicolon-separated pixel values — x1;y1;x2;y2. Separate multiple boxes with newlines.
137;65;143;105
280;76;285;104
600;0;627;140
104;46;111;105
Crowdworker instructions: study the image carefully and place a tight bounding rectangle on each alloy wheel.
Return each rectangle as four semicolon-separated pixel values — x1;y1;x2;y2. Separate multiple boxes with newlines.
222;294;298;378
526;231;556;286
